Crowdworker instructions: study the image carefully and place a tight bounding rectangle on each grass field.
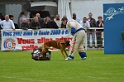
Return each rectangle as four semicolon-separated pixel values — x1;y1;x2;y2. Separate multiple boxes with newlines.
0;50;124;82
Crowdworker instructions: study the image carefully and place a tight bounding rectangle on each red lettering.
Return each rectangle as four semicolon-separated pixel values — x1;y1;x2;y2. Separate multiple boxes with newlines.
37;37;53;43
55;37;72;41
22;45;38;50
17;38;34;44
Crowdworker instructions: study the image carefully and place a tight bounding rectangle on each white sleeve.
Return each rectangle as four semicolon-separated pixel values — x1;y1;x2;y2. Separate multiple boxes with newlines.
87;21;90;28
10;20;15;29
66;21;71;32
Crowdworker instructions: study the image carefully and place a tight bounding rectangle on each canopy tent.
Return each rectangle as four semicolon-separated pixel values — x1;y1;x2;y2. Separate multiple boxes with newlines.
58;0;72;20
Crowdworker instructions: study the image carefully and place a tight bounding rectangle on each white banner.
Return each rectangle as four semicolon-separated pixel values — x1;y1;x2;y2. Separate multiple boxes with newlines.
1;29;72;51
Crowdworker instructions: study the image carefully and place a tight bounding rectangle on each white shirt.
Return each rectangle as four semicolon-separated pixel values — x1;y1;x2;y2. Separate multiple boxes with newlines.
1;19;15;29
82;21;90;29
66;19;83;32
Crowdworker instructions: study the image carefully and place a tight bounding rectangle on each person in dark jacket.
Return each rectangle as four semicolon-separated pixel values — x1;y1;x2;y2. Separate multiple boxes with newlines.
96;16;104;48
61;17;67;28
9;15;19;29
30;17;40;30
87;12;96;47
20;18;29;30
42;17;58;29
36;13;44;28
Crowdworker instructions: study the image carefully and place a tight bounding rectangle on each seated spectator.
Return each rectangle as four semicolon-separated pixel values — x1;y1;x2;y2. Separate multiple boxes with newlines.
9;15;19;29
96;16;104;48
82;17;90;30
20;18;29;30
54;14;61;28
61;18;67;28
1;15;15;30
30;17;40;30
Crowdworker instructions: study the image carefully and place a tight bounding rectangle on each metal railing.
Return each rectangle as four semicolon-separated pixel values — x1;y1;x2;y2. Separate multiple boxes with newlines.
85;27;104;50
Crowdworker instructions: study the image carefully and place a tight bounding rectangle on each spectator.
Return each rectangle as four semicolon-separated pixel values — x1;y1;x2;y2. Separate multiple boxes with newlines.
49;16;58;29
20;18;29;30
82;17;90;30
96;16;104;48
42;16;58;29
87;12;96;47
72;13;82;24
18;12;27;27
1;15;15;30
62;15;68;23
36;13;44;28
54;14;61;28
42;17;50;28
61;17;67;28
30;17;40;30
9;15;19;29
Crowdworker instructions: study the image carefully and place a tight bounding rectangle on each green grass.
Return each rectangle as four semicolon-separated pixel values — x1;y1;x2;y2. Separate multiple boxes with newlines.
0;50;124;82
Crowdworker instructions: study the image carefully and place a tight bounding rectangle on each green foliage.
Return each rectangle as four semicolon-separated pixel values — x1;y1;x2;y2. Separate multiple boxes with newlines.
0;50;124;82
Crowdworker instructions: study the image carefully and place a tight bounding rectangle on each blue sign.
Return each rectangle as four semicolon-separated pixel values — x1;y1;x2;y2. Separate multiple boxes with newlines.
103;3;124;54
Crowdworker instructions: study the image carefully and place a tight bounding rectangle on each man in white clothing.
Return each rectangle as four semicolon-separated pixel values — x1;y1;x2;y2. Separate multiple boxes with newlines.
82;17;90;30
65;19;87;60
1;15;15;29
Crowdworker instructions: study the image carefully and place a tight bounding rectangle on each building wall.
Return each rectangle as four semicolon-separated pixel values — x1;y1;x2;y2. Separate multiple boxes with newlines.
71;0;124;20
5;4;22;23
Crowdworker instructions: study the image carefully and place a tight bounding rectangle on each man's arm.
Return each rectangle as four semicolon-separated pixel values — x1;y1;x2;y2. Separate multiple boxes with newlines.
10;20;15;29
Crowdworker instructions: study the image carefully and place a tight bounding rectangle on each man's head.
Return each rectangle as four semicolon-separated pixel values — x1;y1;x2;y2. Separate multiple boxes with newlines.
55;14;60;20
88;12;93;18
22;18;27;23
72;13;76;20
5;15;9;21
83;17;87;23
34;17;39;22
36;13;40;18
20;12;25;16
9;15;14;20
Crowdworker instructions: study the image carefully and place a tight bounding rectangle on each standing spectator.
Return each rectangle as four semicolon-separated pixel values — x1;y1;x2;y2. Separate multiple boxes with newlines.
82;17;90;30
20;18;29;30
87;12;96;47
1;15;15;30
30;17;40;30
18;12;27;27
42;17;50;28
36;13;44;28
9;15;19;29
96;16;104;48
54;14;61;28
42;16;58;29
48;16;58;29
72;13;82;25
61;17;67;28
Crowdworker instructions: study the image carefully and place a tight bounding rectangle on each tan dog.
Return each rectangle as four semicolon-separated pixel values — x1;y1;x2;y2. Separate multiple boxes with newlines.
38;40;70;60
